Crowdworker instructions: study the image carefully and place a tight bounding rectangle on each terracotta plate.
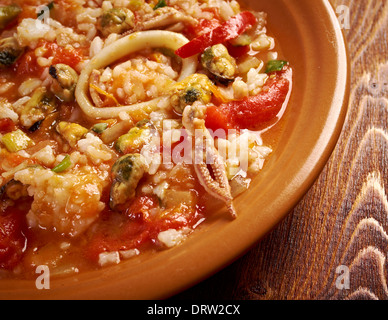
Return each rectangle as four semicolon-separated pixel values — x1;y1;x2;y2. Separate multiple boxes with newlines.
0;0;349;299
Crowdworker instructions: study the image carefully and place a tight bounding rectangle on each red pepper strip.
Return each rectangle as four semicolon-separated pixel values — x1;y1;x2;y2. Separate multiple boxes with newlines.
205;67;292;131
176;11;257;58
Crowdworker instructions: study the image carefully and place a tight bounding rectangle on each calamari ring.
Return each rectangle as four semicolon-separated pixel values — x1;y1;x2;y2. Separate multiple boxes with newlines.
75;30;198;119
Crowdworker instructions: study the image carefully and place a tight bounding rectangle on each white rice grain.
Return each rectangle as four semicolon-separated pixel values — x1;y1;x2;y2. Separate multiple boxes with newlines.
0;102;18;122
18;78;43;96
12;96;31;110
98;251;120;267
17;18;53;48
247;68;268;95
0;83;15;95
89;36;104;58
119;249;140;260
32;146;56;167
157;228;191;248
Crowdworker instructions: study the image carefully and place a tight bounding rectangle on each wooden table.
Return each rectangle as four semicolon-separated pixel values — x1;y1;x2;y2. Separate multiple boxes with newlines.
174;0;388;300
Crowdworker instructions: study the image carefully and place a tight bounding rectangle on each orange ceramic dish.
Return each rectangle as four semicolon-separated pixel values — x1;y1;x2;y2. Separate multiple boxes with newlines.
0;0;348;299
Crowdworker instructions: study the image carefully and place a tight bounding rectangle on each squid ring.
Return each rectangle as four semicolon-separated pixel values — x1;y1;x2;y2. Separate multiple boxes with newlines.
75;30;198;119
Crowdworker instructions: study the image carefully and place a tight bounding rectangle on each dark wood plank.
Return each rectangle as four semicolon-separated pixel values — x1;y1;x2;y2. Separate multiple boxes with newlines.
174;0;388;300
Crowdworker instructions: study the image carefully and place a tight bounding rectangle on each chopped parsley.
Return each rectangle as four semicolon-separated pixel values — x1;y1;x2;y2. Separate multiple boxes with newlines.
265;60;288;73
153;0;167;10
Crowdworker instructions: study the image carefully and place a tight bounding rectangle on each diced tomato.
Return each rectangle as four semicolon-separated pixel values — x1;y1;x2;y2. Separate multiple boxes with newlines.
125;195;159;221
0;118;16;134
189;18;221;38
83;194;204;262
206;67;292;131
15;40;85;76
176;11;257;58
83;196;158;262
15;51;40;76
83;236;109;262
0;151;36;170
205;105;234;132
40;41;85;69
54;46;84;69
0;208;27;270
84;222;150;262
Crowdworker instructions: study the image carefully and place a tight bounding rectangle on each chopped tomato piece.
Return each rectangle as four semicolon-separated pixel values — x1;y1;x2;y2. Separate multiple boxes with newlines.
0;118;16;134
125;195;159;221
205;105;234;132
84;196;158;262
192;18;221;37
0;208;27;270
0;151;36;170
15;41;85;76
84;221;149;262
176;11;257;58
41;41;84;69
15;51;40;76
83;195;202;262
206;68;292;131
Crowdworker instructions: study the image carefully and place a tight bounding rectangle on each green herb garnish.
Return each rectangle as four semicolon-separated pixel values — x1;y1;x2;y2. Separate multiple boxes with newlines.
52;155;71;173
153;0;167;10
265;60;288;73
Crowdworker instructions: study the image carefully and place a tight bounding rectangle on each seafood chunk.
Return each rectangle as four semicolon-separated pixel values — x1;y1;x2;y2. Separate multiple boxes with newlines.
182;103;236;218
201;44;237;84
98;8;135;37
110;153;148;209
56;122;88;148
170;74;213;114
49;64;79;102
139;7;197;31
115;120;154;154
0;37;24;69
20;87;56;130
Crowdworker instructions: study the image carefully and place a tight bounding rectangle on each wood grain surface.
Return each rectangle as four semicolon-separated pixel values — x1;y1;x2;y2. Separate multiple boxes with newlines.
174;0;388;300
